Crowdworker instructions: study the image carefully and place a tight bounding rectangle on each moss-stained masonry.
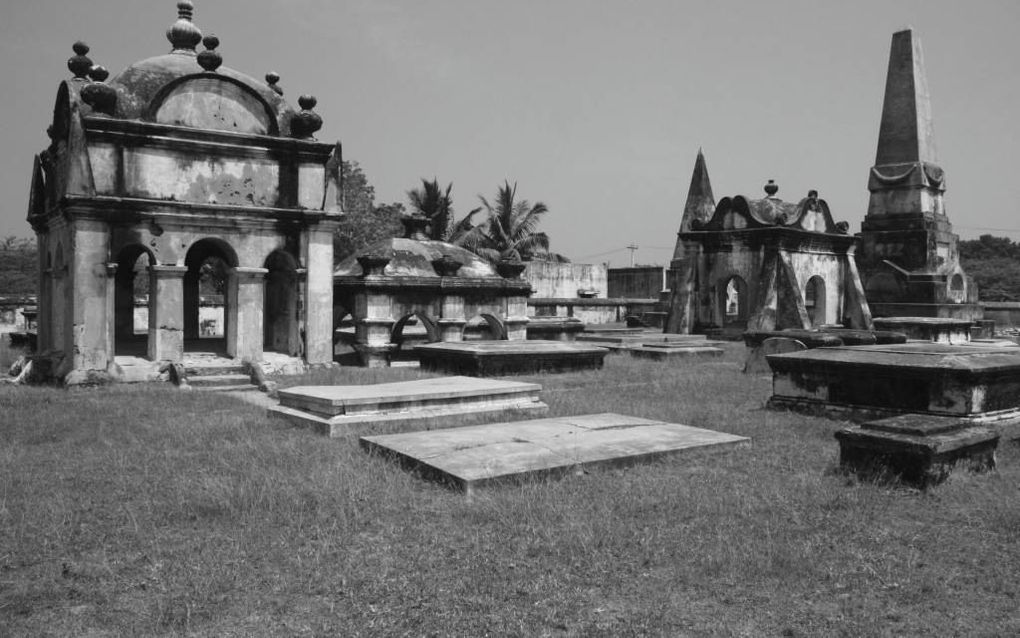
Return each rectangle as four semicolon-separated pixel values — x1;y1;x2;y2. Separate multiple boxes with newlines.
665;151;871;337
27;2;342;384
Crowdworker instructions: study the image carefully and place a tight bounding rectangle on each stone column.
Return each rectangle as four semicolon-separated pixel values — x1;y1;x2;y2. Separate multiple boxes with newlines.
353;291;395;368
36;234;51;352
148;265;187;362
438;294;466;342
302;228;335;365
227;267;267;362
69;220;112;372
504;295;530;341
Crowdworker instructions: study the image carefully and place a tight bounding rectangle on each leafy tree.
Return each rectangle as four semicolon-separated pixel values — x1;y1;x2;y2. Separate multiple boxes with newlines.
0;238;38;295
406;178;481;244
470;181;550;263
959;234;1020;301
333;161;404;264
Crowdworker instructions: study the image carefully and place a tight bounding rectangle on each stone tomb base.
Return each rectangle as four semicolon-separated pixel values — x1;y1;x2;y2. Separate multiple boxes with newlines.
269;376;548;436
872;317;973;344
835;414;998;488
361;413;750;492
624;342;724;360
767;342;1020;425
415;340;608;376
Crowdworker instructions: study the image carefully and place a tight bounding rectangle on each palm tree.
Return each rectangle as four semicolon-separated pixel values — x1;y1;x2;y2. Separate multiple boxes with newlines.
406;178;481;245
471;181;550;263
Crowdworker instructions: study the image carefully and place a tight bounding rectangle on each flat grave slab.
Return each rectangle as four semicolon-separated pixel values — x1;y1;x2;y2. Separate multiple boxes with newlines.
767;342;1020;425
415;340;607;376
872;317;973;343
361;412;750;492
270;376;548;436
835;414;998;488
623;343;724;360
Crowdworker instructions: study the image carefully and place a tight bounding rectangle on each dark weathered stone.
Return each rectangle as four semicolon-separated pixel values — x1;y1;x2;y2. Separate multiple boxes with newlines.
835;414;998;488
415;340;607;376
767;342;1020;423
743;330;843;349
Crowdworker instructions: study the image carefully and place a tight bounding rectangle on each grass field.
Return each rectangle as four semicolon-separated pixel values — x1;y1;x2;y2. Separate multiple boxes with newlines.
2;344;1019;636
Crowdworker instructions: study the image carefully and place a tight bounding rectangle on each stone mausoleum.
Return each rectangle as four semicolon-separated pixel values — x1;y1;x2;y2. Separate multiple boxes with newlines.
27;2;342;383
856;29;980;320
665;150;872;337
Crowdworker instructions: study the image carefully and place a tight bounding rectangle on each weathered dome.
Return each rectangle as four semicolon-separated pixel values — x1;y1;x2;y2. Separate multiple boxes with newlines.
334;238;499;279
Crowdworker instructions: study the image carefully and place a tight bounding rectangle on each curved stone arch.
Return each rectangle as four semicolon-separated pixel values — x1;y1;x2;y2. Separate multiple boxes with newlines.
263;249;302;355
113;243;157;353
146;74;280;136
464;313;508;341
719;274;749;325
805;275;827;327
391;312;440;345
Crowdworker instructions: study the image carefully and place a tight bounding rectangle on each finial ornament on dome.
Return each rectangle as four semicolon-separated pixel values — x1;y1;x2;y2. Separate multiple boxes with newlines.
290;95;323;139
266;72;283;95
68;41;93;79
167;0;203;53
81;65;118;115
764;179;779;197
197;34;222;72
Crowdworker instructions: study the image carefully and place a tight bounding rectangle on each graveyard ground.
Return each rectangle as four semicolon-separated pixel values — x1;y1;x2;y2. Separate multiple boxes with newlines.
2;343;1019;636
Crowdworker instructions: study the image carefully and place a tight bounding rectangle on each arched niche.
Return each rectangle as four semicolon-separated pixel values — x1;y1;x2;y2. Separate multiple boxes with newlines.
805;275;827;327
720;275;749;326
149;75;278;135
263;250;301;356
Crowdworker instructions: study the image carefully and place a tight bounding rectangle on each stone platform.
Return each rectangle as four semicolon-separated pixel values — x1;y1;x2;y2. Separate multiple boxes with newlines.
835;414;998;488
767;342;1020;425
361;413;750;492
872;317;973;344
415;340;607;376
269;376;548;436
624;343;724;360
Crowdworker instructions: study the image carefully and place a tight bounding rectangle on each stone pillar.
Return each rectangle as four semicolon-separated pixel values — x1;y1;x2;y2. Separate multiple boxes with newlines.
69;220;112;372
36;234;51;352
438;294;466;342
148;265;187;362
504;295;530;341
353;291;395;367
227;267;267;362
303;228;335;365
105;262;118;361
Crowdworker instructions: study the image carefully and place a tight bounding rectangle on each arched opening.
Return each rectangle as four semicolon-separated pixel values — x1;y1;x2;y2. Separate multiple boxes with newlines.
390;312;439;365
263;250;301;356
114;245;155;357
184;239;237;354
720;275;748;327
949;273;965;303
805;275;826;327
463;314;507;341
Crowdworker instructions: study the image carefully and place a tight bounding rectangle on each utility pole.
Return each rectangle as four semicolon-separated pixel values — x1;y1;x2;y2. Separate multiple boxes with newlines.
626;244;638;267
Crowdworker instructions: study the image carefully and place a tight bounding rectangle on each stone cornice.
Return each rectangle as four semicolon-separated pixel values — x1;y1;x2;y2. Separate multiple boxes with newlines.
83;116;335;163
334;275;531;296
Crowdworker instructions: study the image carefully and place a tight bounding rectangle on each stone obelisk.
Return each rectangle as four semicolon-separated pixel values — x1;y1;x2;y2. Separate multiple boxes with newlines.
665;149;716;333
856;28;980;319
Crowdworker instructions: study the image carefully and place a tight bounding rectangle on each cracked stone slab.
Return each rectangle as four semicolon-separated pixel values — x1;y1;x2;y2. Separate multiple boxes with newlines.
360;413;750;492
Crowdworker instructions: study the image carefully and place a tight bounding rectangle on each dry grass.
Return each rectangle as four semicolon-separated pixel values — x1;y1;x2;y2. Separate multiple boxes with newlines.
2;344;1019;636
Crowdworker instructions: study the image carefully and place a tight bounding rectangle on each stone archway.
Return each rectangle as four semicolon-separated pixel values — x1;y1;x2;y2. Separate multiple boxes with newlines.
390;312;440;364
263;250;301;356
113;244;155;357
184;239;238;354
463;313;508;341
720;275;748;328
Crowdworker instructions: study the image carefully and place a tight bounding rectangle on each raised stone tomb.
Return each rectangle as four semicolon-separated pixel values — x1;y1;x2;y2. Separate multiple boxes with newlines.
361;413;750;493
767;342;1020;423
415;340;608;376
871;317;972;344
835;414;998;488
269;376;548;436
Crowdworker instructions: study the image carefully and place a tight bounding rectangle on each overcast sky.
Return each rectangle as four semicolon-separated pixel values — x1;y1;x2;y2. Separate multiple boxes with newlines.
2;0;1018;265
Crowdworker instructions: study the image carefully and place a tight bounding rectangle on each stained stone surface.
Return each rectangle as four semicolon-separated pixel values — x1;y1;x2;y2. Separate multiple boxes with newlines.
624;344;724;360
415;340;607;376
767;342;1020;423
361;413;750;492
269;376;548;436
872;317;972;343
835;414;998;488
